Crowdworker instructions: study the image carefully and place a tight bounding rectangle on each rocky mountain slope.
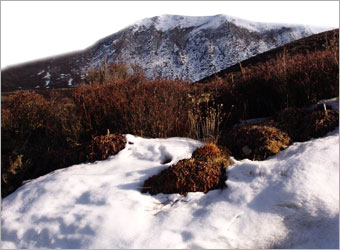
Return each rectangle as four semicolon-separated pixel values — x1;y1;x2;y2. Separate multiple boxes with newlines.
1;14;330;91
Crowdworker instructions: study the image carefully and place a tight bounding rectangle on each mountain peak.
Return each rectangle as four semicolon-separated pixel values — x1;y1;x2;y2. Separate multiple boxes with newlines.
132;14;228;32
131;14;328;34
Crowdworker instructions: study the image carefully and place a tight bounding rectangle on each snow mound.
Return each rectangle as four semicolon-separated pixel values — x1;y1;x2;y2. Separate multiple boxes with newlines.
1;130;339;249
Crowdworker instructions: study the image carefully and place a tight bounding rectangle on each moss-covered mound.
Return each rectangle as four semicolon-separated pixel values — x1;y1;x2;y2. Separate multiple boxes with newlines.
192;143;231;167
142;144;230;195
89;133;126;162
222;125;291;161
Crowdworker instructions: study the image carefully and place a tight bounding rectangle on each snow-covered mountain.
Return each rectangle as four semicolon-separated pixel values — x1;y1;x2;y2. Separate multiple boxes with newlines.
95;14;327;82
1;14;331;90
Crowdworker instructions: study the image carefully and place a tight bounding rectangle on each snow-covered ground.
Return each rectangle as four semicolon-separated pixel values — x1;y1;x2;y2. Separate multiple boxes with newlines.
1;129;339;249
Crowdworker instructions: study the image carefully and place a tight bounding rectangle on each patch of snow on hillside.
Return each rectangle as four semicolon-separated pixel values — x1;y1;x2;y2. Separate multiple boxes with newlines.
37;70;45;76
1;130;338;249
43;72;51;87
68;78;73;86
43;72;51;79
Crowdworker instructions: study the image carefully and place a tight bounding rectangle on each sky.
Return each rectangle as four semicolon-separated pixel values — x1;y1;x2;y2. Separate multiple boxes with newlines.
1;1;339;68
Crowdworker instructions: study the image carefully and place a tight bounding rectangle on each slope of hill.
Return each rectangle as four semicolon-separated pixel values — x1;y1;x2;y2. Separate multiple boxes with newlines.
198;29;339;83
1;14;330;92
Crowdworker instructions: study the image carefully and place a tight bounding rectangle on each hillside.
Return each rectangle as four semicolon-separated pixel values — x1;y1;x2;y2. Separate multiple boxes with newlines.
1;14;330;92
198;29;339;83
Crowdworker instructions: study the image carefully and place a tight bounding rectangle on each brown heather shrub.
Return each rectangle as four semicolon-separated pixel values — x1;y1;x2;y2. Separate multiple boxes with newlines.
205;40;339;127
73;75;195;138
273;107;339;141
142;159;227;195
1;91;88;197
85;63;130;85
221;125;292;161
89;132;126;162
303;110;339;138
142;144;230;195
273;107;308;141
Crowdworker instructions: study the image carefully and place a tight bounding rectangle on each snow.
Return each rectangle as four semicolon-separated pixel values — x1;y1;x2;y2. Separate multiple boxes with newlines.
1;129;339;249
42;72;51;87
68;78;73;86
132;14;330;34
37;70;45;76
317;97;339;110
43;72;51;79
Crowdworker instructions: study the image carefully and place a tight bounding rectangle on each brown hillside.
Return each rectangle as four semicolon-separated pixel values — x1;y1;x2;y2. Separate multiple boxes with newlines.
198;29;339;83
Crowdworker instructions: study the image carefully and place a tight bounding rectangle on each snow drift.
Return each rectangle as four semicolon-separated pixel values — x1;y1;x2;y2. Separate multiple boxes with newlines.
1;130;339;248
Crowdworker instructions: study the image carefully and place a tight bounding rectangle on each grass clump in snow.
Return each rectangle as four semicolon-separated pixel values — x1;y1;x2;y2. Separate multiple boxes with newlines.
89;132;126;162
142;144;230;195
221;125;291;161
192;143;231;168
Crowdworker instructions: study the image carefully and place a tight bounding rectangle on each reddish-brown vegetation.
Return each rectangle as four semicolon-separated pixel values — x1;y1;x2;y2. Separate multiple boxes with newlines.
274;107;339;141
73;75;195;138
142;144;230;195
199;29;339;126
89;132;126;162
